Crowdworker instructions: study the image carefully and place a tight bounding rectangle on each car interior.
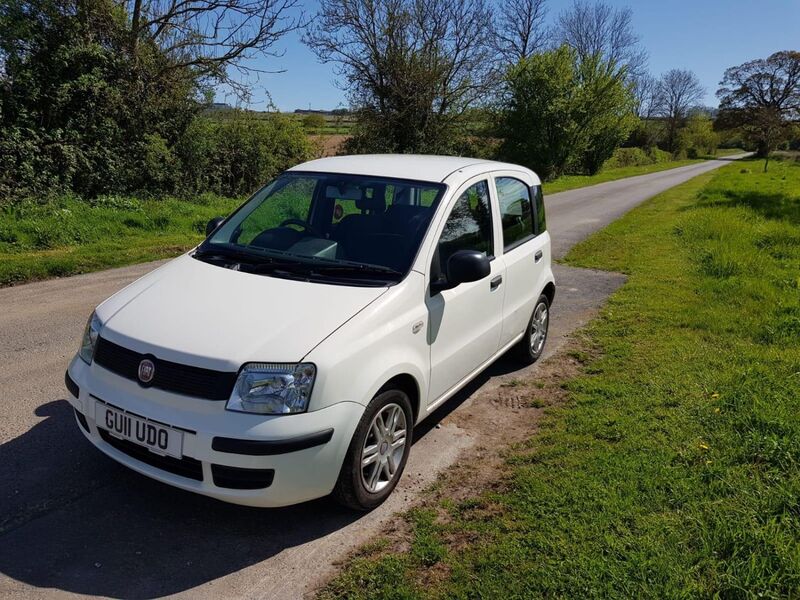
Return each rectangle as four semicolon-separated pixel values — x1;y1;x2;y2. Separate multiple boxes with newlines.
237;177;443;272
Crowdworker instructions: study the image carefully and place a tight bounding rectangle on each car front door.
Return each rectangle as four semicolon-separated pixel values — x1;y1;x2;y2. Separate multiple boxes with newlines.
492;173;549;347
425;178;505;408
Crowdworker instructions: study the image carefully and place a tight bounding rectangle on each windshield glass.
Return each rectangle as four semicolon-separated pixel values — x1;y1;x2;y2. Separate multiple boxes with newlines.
198;172;446;284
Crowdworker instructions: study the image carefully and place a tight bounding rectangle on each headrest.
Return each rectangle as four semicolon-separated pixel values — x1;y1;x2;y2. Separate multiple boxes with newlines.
356;188;386;212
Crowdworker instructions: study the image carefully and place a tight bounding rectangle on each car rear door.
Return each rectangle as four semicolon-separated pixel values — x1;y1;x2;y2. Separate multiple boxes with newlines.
491;172;549;347
425;177;505;407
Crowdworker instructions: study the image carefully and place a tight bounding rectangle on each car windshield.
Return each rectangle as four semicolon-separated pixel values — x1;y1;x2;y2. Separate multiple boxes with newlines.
197;172;446;285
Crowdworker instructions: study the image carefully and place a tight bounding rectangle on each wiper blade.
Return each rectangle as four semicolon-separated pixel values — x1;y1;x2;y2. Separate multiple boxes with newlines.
309;263;403;277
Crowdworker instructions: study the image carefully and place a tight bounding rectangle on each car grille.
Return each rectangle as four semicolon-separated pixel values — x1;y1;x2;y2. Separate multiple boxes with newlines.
99;427;204;481
94;337;238;400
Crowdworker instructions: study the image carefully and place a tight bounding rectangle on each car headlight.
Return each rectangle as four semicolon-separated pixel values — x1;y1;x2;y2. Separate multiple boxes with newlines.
79;311;102;364
226;363;316;415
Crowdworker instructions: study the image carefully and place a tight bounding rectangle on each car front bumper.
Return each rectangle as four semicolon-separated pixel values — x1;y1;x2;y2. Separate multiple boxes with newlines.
66;357;363;507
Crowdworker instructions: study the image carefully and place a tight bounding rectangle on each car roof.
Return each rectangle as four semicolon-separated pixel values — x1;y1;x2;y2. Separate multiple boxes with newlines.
288;154;538;185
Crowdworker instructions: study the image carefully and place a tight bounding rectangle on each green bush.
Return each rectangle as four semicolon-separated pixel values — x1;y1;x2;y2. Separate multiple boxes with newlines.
301;113;327;130
175;112;314;197
604;147;651;169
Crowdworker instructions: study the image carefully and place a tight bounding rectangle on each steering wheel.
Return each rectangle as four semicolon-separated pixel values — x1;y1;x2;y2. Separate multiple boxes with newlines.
278;218;322;238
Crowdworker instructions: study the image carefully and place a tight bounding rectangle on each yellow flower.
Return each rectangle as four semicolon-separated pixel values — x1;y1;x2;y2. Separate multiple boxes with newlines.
711;392;720;399
699;442;710;450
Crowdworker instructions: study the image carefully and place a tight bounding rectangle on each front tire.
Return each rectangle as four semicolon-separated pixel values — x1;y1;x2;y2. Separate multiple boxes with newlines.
333;388;413;511
514;294;550;365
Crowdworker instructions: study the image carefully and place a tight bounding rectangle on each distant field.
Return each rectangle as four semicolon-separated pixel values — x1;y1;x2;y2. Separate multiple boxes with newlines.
318;156;800;599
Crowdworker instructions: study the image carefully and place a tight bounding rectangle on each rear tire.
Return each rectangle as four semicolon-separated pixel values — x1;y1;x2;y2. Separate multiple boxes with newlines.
333;388;413;511
513;294;550;365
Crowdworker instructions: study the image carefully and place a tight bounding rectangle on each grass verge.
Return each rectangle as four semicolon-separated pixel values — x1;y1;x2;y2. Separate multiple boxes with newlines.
318;157;800;598
0;194;239;286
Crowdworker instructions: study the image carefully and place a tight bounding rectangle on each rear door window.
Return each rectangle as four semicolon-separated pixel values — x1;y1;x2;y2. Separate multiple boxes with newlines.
495;177;534;250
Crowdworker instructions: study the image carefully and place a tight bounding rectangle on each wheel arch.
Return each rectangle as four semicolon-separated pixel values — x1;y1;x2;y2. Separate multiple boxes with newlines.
378;373;421;424
542;281;556;306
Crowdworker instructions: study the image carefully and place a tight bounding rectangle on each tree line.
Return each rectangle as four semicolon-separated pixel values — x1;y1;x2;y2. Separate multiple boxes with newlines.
1;0;798;202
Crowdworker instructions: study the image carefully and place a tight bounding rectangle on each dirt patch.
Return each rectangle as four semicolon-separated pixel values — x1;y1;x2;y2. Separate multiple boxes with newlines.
309;134;350;157
432;334;594;504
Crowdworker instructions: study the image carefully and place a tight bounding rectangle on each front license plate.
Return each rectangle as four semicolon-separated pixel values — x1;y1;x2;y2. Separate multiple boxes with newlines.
98;404;183;458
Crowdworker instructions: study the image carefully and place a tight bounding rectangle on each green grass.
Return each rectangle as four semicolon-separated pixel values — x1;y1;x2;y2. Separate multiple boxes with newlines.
543;149;744;194
0;194;239;286
318;157;800;599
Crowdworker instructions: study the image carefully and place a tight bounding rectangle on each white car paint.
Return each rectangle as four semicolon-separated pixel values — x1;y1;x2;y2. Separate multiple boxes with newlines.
66;154;555;507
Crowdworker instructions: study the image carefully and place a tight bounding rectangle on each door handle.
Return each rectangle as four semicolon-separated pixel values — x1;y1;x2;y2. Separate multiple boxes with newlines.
490;275;503;290
534;250;543;263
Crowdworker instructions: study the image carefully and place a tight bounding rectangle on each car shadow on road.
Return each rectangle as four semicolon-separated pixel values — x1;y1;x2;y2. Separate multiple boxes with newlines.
0;370;508;599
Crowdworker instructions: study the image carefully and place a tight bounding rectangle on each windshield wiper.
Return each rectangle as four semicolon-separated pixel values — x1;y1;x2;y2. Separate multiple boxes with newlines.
309;263;403;277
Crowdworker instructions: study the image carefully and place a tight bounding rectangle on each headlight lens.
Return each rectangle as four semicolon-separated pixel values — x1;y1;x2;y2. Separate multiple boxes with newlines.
78;311;102;364
227;363;316;415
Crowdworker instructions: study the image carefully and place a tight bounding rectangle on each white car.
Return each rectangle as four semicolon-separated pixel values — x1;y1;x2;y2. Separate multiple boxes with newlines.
65;155;555;510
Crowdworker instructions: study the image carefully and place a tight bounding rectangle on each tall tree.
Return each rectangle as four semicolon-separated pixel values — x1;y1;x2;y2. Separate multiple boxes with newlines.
554;0;647;80
122;0;304;96
493;0;548;64
631;73;661;119
304;0;495;154
656;68;704;154
498;46;636;179
717;50;800;171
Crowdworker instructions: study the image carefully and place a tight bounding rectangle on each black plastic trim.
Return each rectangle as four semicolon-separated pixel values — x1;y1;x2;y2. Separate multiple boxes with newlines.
212;428;334;456
211;464;275;490
98;427;204;481
74;408;90;433
65;370;80;398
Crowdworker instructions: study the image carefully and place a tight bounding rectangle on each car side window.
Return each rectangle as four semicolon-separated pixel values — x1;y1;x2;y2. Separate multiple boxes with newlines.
436;180;493;273
496;177;534;250
533;184;546;234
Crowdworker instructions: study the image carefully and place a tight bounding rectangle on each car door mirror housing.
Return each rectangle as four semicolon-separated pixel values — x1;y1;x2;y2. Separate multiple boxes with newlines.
432;249;490;293
206;217;225;237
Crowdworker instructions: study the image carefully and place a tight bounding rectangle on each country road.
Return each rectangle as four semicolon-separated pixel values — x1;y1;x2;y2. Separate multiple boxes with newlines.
0;155;745;599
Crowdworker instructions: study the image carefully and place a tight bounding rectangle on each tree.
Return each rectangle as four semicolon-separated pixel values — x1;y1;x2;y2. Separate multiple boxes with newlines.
123;0;303;97
493;0;548;64
554;0;647;80
303;0;495;155
0;0;302;198
656;69;705;154
498;45;637;179
302;113;327;130
632;73;661;119
717;50;800;171
679;113;719;157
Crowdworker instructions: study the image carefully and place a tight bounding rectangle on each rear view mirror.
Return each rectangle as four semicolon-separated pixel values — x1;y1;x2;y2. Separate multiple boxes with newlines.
431;249;490;294
206;217;225;237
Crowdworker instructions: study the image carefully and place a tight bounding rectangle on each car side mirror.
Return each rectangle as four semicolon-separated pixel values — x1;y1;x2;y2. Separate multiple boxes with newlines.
206;217;225;237
431;250;490;294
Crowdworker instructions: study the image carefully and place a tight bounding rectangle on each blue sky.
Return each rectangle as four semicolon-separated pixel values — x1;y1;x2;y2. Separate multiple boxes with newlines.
217;0;800;112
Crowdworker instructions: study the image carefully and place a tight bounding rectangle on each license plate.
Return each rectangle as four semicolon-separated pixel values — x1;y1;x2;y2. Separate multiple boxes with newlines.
98;404;183;458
